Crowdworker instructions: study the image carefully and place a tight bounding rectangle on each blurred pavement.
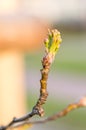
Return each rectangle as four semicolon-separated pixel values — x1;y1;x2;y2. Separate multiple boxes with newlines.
26;69;86;101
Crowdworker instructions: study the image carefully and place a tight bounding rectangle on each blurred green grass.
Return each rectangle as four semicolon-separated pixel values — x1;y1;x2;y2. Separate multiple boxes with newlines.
25;31;86;75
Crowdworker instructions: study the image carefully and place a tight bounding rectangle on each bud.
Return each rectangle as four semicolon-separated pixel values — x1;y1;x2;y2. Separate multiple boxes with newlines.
44;29;62;64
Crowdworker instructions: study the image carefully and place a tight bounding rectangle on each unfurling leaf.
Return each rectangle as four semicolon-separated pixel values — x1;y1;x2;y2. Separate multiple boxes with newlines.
44;29;62;55
44;29;62;64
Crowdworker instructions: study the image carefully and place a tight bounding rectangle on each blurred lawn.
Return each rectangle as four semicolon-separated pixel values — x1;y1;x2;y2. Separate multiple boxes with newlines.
25;31;86;75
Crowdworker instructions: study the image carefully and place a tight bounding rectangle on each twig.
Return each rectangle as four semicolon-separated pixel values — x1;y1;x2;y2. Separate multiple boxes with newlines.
1;29;86;130
0;29;62;130
14;96;86;126
24;96;86;125
33;29;62;117
1;96;86;129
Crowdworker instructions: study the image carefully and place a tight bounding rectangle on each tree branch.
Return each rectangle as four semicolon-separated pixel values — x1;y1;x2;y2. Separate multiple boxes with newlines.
0;29;85;130
0;96;86;130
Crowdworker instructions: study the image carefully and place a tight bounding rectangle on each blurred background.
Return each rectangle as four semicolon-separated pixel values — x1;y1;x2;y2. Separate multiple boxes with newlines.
25;0;86;130
0;0;86;130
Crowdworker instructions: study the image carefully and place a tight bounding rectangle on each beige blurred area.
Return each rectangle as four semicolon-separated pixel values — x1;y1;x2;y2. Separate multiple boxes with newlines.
0;0;48;51
0;0;19;14
0;0;48;127
0;19;47;51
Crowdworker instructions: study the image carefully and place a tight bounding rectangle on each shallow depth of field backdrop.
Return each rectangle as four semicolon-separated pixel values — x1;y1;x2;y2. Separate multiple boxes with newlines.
0;0;86;130
25;0;86;130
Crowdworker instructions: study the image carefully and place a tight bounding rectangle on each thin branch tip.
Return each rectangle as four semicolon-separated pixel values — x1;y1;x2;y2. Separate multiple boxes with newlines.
0;29;85;130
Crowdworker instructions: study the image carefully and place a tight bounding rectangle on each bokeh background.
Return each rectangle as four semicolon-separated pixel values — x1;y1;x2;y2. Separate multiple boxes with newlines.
25;0;86;130
0;0;86;130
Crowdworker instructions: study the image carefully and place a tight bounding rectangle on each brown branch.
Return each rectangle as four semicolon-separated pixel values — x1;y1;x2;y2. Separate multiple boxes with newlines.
0;29;85;130
32;29;62;117
0;54;50;130
32;55;51;117
0;29;60;130
1;96;85;130
15;97;86;126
